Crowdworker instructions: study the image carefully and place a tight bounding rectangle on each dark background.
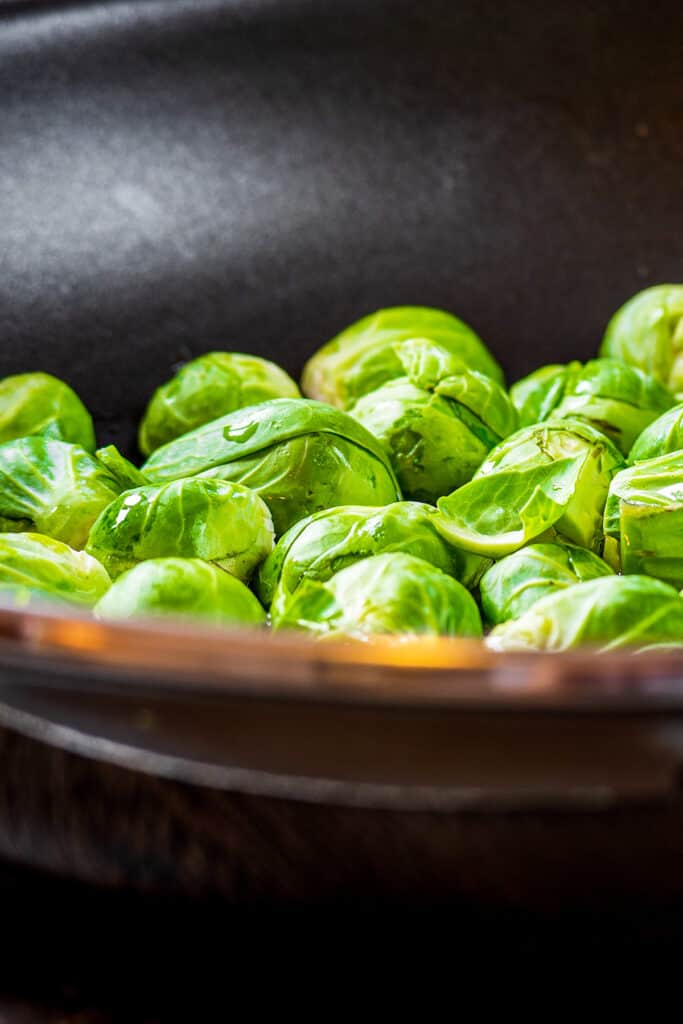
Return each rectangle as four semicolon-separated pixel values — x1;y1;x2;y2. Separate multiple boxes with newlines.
0;0;681;456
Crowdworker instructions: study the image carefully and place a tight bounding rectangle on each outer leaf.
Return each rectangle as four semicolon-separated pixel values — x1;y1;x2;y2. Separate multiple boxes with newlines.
275;552;482;639
95;445;148;490
487;575;683;652
86;478;274;580
139;352;300;455
301;306;503;409
0;532;110;607
435;457;586;556
95;557;266;625
0;372;95;451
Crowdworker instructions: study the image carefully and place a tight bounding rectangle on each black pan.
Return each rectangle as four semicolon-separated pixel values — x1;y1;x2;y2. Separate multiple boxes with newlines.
1;0;683;915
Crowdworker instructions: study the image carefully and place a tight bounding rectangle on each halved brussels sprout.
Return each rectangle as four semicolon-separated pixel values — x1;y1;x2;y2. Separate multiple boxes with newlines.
435;420;624;556
0;532;110;607
349;339;517;502
487;575;683;652
628;403;683;462
275;552;482;639
94;557;266;625
603;451;683;586
0;372;96;451
600;285;683;392
0;436;123;548
86;478;273;580
257;501;490;622
301;306;503;410
138;352;301;456
479;542;613;626
141;398;401;535
510;358;673;454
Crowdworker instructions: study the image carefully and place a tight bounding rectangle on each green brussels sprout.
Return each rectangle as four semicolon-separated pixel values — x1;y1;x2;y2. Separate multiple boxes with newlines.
138;352;301;456
600;285;683;392
275;552;482;639
301;306;503;410
435;420;624;556
86;478;273;580
0;372;96;451
0;436;123;548
510;358;673;454
349;339;517;502
141;398;400;535
257;501;490;622
487;575;683;652
603;451;683;586
628;402;683;462
0;532;110;607
479;542;613;626
94;445;148;490
94;557;266;625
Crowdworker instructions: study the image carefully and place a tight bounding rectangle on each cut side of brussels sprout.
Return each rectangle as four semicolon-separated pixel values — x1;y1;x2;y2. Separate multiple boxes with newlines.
275;552;483;639
257;501;490;622
479;542;613;626
301;306;503;410
600;285;683;393
435;420;624;556
139;352;301;455
0;436;123;549
487;575;683;652
511;358;674;454
86;478;274;580
94;557;266;625
142;398;400;535
603;450;683;587
0;372;96;451
0;532;110;608
628;402;683;462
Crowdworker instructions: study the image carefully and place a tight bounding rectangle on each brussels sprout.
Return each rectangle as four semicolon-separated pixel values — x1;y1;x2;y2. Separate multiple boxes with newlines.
94;445;148;490
510;359;673;454
301;306;503;410
257;501;490;622
141;398;400;535
487;575;683;652
94;557;266;625
0;372;95;451
0;532;110;607
603;451;683;587
138;352;301;456
435;420;624;557
349;339;517;502
628;402;683;462
479;542;613;626
275;552;482;639
600;285;683;392
0;436;122;548
86;478;273;580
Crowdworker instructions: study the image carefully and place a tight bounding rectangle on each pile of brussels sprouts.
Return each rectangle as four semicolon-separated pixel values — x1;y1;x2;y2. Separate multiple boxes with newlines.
2;284;683;653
